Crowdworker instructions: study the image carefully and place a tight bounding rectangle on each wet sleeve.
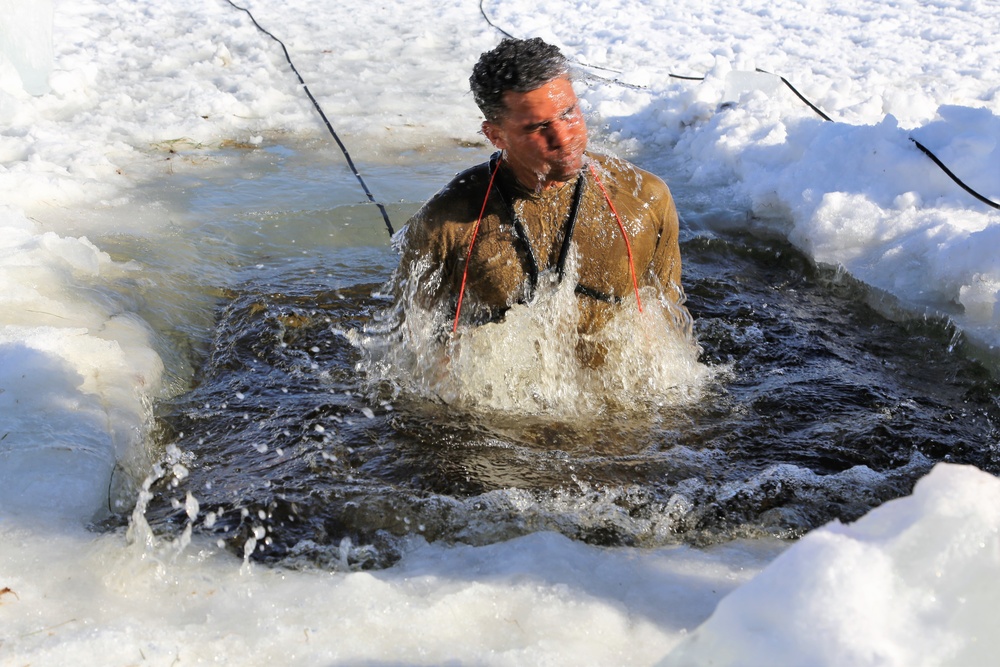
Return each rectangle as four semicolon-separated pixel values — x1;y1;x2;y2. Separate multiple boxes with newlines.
389;205;453;310
647;177;683;303
388;163;492;318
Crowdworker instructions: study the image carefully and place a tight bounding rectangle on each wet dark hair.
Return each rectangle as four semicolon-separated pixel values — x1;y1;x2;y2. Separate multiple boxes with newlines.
470;38;569;122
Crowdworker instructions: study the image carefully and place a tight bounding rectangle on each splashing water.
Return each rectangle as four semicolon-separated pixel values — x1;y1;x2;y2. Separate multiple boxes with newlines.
350;255;712;417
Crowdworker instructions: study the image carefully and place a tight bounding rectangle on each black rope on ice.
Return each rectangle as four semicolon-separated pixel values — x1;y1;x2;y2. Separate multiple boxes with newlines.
909;138;1000;210
765;70;999;210
478;0;515;40
223;0;395;235
756;68;833;122
478;0;680;90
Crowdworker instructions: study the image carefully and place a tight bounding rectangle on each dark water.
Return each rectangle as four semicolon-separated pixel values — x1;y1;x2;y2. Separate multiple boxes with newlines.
141;214;1000;569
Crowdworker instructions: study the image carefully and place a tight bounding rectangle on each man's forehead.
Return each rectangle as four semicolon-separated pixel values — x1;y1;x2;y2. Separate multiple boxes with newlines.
499;77;578;118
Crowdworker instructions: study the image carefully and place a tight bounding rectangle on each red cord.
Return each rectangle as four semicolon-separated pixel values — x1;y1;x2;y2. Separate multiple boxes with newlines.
589;163;643;312
453;159;501;332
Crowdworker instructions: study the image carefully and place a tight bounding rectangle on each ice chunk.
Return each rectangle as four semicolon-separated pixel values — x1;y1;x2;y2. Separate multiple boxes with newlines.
0;0;53;95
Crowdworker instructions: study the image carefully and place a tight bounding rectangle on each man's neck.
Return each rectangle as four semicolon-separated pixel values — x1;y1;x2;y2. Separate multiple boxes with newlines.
504;163;581;194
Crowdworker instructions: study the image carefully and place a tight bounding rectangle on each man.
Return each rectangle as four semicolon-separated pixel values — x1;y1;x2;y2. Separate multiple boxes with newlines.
391;37;687;364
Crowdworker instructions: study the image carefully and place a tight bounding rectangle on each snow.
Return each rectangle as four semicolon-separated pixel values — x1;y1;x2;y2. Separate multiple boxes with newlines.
1;0;999;664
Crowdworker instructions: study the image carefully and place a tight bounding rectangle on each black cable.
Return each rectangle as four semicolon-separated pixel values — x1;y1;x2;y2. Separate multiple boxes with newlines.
479;0;515;40
756;68;833;121
223;0;395;235
909;138;1000;210
479;0;696;90
763;69;998;209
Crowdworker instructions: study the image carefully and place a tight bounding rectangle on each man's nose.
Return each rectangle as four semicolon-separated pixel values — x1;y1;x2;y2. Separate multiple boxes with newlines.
545;119;573;149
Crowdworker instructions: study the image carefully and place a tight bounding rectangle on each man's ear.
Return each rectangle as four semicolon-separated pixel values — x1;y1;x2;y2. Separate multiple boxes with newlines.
482;121;507;150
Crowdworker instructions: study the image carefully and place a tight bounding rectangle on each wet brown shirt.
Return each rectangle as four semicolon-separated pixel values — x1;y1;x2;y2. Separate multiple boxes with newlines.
393;152;684;333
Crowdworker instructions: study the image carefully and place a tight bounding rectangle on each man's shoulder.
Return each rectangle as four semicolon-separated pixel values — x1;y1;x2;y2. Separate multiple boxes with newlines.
420;160;494;218
399;158;494;251
587;152;670;199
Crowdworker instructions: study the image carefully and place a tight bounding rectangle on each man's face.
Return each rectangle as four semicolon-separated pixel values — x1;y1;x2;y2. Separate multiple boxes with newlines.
482;76;588;191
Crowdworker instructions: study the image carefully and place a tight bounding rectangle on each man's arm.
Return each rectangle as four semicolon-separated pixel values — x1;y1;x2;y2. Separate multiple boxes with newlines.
643;174;684;304
388;207;452;315
389;161;499;324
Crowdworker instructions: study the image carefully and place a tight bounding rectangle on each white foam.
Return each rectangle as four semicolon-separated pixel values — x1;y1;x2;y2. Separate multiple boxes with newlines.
356;263;709;416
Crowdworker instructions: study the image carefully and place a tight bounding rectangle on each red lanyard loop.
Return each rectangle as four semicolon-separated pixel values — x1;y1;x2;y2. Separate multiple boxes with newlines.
453;156;500;332
589;162;643;313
